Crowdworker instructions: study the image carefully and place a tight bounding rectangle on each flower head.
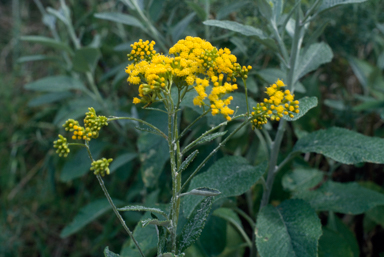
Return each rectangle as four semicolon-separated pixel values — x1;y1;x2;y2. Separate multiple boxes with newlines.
91;158;113;176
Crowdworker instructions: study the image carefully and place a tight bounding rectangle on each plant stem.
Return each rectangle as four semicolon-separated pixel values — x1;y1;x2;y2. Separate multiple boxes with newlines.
180;117;251;192
243;78;250;115
76;142;145;257
108;116;167;139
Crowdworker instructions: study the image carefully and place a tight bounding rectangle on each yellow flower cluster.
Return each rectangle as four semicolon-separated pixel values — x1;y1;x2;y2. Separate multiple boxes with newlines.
127;39;156;64
126;36;252;121
251;79;300;129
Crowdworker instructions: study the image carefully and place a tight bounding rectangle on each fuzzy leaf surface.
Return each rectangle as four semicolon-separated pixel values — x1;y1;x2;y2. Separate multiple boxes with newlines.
294;42;333;82
318;228;354;257
283;96;318;121
104;247;120;257
282;168;324;192
178;196;213;252
203;20;277;50
183;157;266;218
178;150;199;175
317;0;367;14
183;187;221;197
94;12;145;30
256;199;322;257
293;127;384;164
293;181;384;214
21;36;73;54
118;205;167;218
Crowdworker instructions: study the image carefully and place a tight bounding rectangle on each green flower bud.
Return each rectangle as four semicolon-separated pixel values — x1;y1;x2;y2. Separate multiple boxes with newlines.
53;134;70;157
90;158;113;176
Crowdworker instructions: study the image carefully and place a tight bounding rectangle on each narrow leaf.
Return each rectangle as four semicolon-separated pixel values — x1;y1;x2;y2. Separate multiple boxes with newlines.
118;205;168;218
104;247;120;257
21;36;73;54
178;196;214;252
135;126;165;137
94;12;145;30
184;131;227;153
183;157;266;218
141;218;171;228
181;187;221;197
17;55;60;63
178;150;199;175
28;92;73;107
293;127;384;164
24;75;87;92
256;199;322;257
283;96;318;121
293;181;384;214
171;13;196;42
203;20;277;50
294;42;333;82
60;198;124;238
317;0;368;14
72;47;101;73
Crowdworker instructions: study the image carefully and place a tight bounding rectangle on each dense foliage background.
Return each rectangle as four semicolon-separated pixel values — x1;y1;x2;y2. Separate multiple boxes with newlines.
1;0;384;256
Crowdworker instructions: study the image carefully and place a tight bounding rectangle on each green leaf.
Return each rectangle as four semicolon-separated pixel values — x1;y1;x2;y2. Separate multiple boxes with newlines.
318;228;354;257
213;208;250;245
21;36;73;54
94;12;146;30
183;157;266;218
293;127;384;164
141;218;171;228
216;2;249;20
178;196;214;252
293;181;384;214
282;168;324;192
178;150;199;175
118;205;168;219
104;247;120;257
366;206;384;227
181;187;221;197
109;153;137;173
186;1;206;20
17;55;60;63
198;215;227;255
327;216;359;257
72;47;101;73
348;56;372;89
183;131;227;153
24;75;87;92
171;13;196;42
28;92;73;107
317;0;368;14
120;212;158;257
203;20;277;50
60;198;124;238
135;126;165;137
255;199;322;257
294;43;333;82
283;96;318;121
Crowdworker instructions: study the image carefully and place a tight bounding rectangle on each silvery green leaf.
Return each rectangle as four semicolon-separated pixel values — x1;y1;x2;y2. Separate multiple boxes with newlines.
294;43;333;83
294;181;384;214
256;199;322;257
203;20;277;50
283;96;318;121
141;218;171;228
21;36;73;54
178;196;213;252
293;127;384;164
180;187;221;197
118;205;168;218
104;247;120;257
178;150;199;175
316;0;368;14
94;12;146;31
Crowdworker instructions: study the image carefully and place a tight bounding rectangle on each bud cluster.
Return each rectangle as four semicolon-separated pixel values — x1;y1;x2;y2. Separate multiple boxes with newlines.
127;39;156;64
53;134;70;157
84;107;108;140
90;158;113;176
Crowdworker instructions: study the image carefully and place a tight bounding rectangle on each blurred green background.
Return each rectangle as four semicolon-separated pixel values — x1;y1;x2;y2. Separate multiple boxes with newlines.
1;0;384;256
